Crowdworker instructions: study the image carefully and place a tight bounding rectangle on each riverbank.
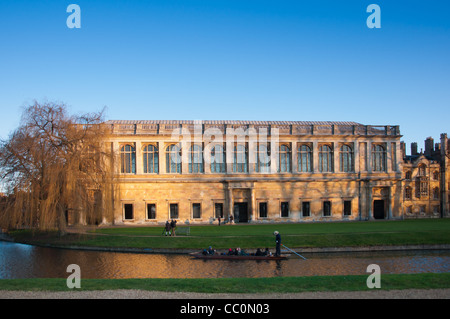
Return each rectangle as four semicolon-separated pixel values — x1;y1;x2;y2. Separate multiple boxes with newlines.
5;219;450;254
2;288;449;299
1;273;449;295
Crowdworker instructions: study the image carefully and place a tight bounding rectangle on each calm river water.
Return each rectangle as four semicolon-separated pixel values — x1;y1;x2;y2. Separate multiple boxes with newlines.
1;241;449;279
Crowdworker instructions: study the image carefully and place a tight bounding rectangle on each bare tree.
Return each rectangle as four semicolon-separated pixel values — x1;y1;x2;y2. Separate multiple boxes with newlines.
0;101;114;234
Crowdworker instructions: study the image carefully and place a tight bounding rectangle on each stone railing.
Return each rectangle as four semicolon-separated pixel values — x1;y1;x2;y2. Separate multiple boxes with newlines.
106;121;400;137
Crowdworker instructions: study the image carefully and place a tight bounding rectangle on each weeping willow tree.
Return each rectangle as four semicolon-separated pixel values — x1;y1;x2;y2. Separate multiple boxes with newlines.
0;101;115;233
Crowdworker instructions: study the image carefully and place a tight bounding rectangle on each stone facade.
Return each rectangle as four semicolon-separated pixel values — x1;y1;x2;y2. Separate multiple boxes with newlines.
400;134;450;219
96;120;449;226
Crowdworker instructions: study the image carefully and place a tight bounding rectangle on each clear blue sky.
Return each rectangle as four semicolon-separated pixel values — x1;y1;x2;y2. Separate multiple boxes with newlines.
0;0;449;152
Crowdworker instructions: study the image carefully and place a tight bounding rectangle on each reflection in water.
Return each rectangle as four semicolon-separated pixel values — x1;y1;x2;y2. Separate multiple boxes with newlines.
1;241;449;279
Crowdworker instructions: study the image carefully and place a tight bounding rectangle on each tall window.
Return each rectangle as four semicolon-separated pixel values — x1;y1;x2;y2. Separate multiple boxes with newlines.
278;144;291;172
166;144;181;173
281;202;289;217
123;203;134;220
215;203;224;218
211;144;226;173
418;164;427;177
256;144;270;173
323;201;331;216
233;144;248;173
147;203;156;219
259;202;268;218
298;145;312;172
192;203;202;219
302;202;310;217
372;144;386;172
405;171;412;180
120;144;136;174
189;144;204;173
169;203;179;219
433;187;439;200
405;187;412;200
143;144;159;173
319;145;333;172
339;144;354;172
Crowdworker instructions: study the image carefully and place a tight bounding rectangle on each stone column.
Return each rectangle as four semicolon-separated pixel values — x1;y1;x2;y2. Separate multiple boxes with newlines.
159;141;166;174
313;141;319;173
136;141;142;174
250;187;256;222
292;142;298;173
227;186;234;222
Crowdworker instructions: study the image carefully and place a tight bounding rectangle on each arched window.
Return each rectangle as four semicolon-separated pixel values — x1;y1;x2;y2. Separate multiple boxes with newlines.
278;144;291;173
189;144;203;173
418;164;427;176
211;144;226;173
298;144;312;172
405;171;412;180
143;144;158;174
120;144;136;174
319;145;333;172
433;171;439;180
256;144;270;173
166;144;181;173
233;144;248;173
339;144;354;172
372;144;386;172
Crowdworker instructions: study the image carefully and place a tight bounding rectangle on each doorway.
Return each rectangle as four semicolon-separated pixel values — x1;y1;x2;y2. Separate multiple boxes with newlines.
373;200;385;219
233;202;248;223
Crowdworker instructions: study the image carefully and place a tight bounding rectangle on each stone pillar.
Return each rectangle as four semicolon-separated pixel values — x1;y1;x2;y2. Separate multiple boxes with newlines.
292;142;298;173
227;186;234;222
159;142;166;174
354;142;360;173
250;187;256;222
313;141;319;173
333;142;339;172
136;141;142;174
368;184;373;220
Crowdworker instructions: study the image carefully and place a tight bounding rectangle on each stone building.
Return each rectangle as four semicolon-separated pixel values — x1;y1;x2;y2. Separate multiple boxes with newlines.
401;134;449;219
103;120;432;225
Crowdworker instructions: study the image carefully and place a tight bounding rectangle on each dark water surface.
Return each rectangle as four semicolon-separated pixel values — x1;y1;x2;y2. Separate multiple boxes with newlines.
1;241;449;279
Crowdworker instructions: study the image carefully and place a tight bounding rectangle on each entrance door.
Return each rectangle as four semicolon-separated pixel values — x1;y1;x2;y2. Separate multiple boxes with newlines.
233;202;248;223
373;200;385;219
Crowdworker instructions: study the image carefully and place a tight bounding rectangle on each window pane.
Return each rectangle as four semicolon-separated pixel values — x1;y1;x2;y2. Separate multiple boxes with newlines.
124;204;133;220
302;202;310;217
170;203;179;219
259;202;268;218
193;203;201;219
147;204;156;219
323;201;331;216
281;202;289;217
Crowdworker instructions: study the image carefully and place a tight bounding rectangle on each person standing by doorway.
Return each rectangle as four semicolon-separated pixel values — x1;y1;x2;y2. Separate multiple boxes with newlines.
274;231;281;256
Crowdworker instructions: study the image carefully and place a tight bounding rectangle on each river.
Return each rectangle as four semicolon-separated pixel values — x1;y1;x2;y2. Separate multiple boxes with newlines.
1;241;449;279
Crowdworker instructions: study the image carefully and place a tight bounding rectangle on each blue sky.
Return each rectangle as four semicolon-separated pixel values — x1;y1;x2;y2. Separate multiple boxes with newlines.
0;0;449;151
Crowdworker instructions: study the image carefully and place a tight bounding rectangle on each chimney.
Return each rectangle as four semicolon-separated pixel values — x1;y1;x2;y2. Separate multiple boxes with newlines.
441;133;448;156
424;137;434;156
411;142;418;156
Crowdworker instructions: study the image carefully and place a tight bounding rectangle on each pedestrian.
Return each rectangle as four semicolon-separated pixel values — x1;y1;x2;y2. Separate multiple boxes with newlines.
218;216;221;226
164;221;171;236
229;215;234;224
274;231;281;256
170;219;177;236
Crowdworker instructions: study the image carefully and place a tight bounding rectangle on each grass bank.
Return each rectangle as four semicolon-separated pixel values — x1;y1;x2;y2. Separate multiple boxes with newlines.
1;273;449;293
8;219;450;250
